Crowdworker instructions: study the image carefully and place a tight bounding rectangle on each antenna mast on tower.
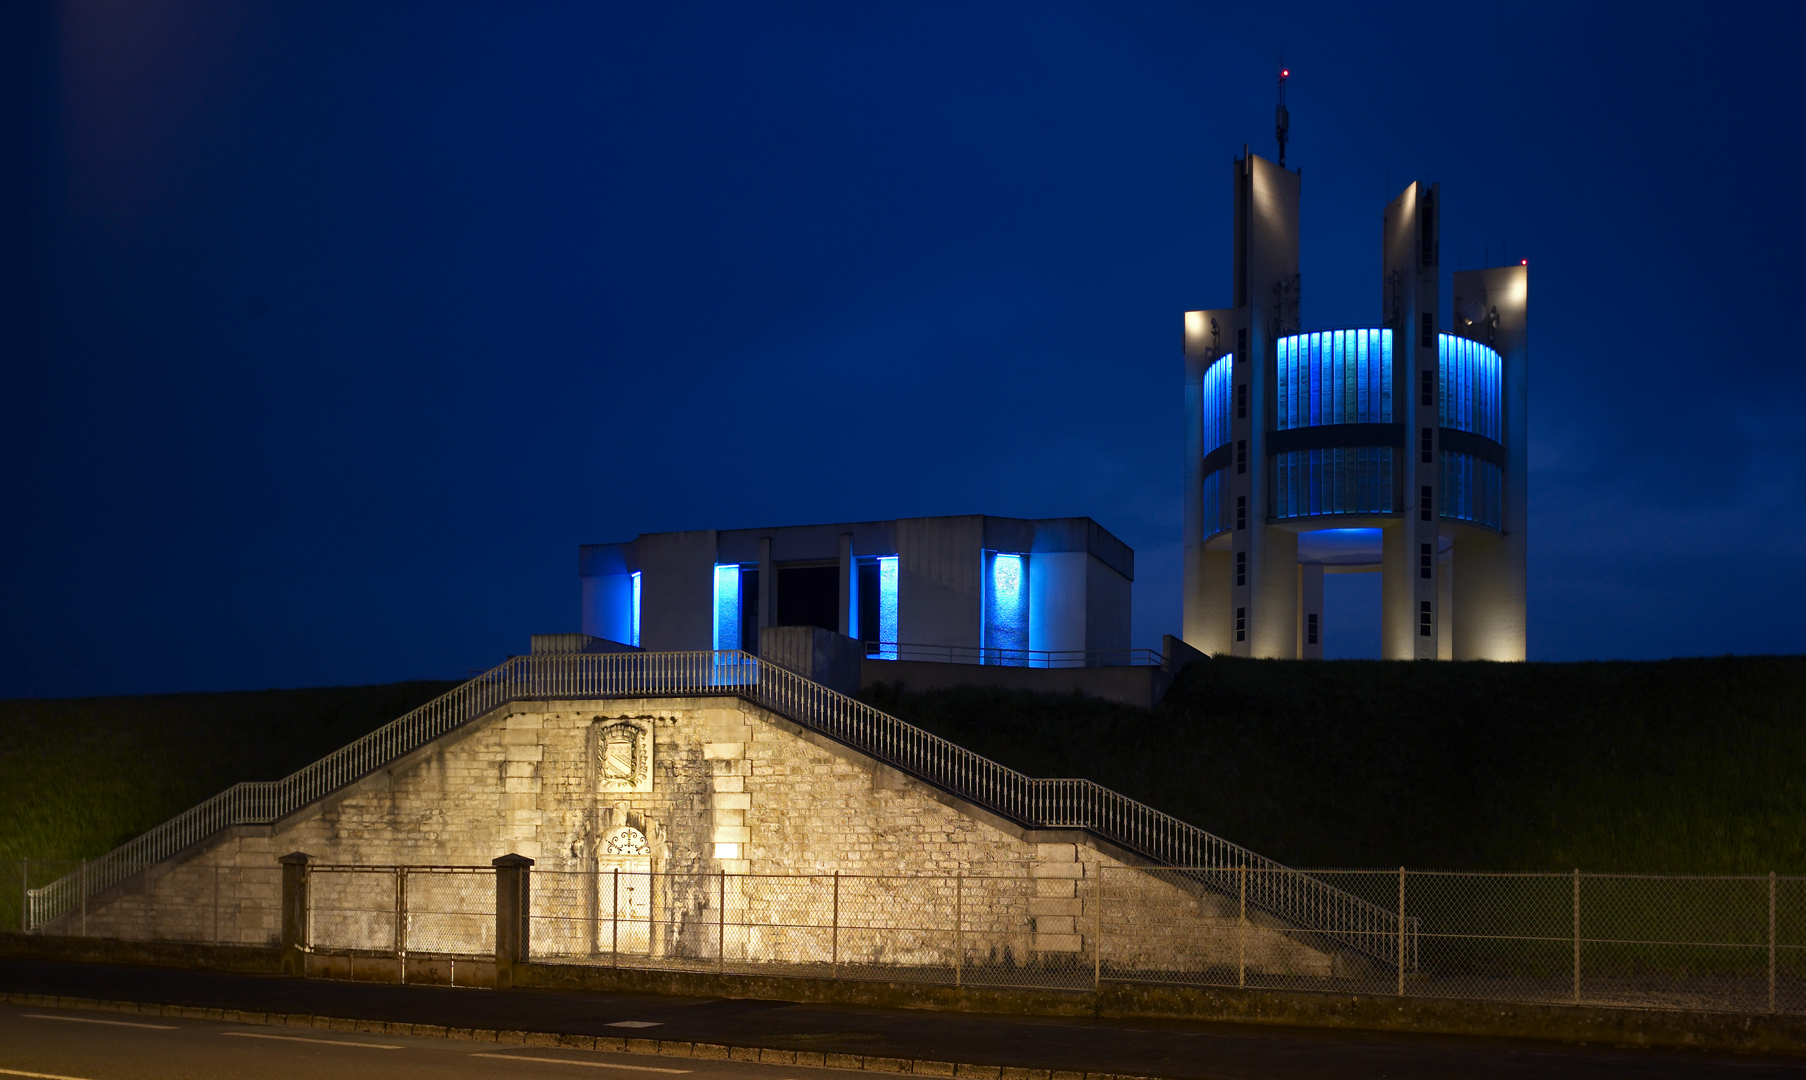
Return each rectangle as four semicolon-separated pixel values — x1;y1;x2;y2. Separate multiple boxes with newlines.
1275;62;1290;168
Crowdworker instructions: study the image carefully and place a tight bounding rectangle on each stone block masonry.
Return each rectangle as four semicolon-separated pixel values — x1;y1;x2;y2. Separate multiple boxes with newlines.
61;692;1326;977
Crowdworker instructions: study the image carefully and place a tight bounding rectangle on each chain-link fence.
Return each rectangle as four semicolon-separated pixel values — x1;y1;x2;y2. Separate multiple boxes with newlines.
19;858;1806;1016
1101;868;1806;1014
307;866;494;959
528;870;1092;990
10;859;280;945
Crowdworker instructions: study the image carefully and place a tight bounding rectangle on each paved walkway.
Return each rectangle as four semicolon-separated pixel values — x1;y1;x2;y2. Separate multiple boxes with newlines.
2;960;1803;1079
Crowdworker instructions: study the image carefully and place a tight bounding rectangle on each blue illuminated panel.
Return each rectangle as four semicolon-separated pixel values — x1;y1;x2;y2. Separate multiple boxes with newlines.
1200;354;1233;452
1201;468;1224;537
1438;335;1502;440
1439;451;1502;529
1277;329;1392;430
713;565;741;652
630;571;641;648
982;551;1029;666
1274;447;1395;519
877;556;898;659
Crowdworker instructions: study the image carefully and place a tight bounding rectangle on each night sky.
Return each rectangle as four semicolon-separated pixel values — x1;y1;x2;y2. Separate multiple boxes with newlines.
3;2;1803;698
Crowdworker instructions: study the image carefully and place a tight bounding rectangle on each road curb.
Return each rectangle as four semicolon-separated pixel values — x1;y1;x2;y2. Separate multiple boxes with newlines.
0;991;1163;1080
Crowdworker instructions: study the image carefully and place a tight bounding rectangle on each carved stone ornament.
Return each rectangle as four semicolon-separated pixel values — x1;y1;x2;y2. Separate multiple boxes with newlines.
602;825;651;857
596;718;653;793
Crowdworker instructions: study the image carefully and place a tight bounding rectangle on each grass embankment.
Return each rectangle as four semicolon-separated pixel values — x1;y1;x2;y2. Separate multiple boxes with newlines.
0;681;458;870
860;655;1806;874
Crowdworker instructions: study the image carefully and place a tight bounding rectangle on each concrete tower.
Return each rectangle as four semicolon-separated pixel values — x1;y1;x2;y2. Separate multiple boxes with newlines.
1182;159;1527;661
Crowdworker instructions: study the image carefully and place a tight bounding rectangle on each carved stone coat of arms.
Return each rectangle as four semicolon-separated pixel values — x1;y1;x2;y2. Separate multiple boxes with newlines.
595;718;653;793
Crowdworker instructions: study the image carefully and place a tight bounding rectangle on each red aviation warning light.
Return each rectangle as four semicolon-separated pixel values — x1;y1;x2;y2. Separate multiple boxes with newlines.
1275;64;1290;168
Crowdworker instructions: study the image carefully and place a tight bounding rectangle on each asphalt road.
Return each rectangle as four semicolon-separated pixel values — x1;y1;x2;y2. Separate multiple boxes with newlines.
0;1002;872;1080
3;962;1805;1080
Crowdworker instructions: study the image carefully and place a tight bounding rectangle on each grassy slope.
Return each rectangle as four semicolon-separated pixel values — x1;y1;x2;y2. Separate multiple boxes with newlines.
860;655;1806;874
2;655;1799;887
0;680;458;867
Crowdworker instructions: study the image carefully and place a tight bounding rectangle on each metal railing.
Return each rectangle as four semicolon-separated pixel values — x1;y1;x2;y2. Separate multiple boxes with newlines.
26;650;1400;965
860;642;1164;668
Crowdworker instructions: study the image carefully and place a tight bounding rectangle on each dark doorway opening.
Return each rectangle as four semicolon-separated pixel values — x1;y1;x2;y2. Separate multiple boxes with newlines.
777;565;840;633
739;568;759;653
857;561;880;646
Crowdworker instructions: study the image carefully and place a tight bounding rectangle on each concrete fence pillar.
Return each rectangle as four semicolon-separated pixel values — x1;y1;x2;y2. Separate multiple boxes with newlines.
493;853;534;988
278;852;311;977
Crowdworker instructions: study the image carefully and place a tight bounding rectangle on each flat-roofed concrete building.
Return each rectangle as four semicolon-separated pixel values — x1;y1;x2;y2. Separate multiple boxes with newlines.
1182;149;1527;660
578;514;1134;666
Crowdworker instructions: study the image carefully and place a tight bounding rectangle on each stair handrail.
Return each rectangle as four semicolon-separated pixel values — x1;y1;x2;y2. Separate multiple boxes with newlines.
27;650;1400;963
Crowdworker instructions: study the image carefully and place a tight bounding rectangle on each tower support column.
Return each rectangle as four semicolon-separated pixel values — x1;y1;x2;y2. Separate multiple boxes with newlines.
1297;563;1324;659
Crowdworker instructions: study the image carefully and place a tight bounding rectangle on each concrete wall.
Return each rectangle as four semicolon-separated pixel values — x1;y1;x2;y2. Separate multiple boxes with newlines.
579;543;639;644
1029;551;1086;655
760;626;862;698
1379;182;1441;661
1449;265;1528;661
895;516;983;651
581;575;635;644
1233;153;1300;659
638;531;716;652
1084;554;1132;654
860;658;1171;709
1182;307;1235;655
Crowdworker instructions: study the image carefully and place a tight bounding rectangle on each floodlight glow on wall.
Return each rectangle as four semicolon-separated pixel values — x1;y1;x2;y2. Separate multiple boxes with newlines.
713;565;741;652
982;551;1028;665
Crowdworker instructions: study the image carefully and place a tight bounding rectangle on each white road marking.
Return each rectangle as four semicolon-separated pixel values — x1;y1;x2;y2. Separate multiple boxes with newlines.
221;1032;403;1049
471;1053;691;1073
0;1068;104;1080
605;1021;663;1028
24;1014;177;1030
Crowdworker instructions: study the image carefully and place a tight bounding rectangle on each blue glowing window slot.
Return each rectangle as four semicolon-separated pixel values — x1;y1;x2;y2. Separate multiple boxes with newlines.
1201;468;1224;536
877;556;898;659
1273;445;1395;520
1438;334;1502;440
630;571;641;648
713;565;741;652
1276;329;1393;429
1200;355;1233;452
982;551;1029;666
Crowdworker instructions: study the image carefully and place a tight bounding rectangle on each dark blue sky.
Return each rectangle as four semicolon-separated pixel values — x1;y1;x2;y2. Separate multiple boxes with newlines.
4;1;1803;697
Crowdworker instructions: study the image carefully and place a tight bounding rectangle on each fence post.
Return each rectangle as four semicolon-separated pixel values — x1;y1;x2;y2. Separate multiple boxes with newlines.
493;853;534;990
718;871;726;972
953;874;961;988
278;852;311;977
831;871;841;979
1571;869;1580;1006
1771;871;1778;1014
1239;866;1247;989
79;859;87;937
396;866;409;983
612;867;619;968
1396;867;1405;997
1094;866;1103;991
